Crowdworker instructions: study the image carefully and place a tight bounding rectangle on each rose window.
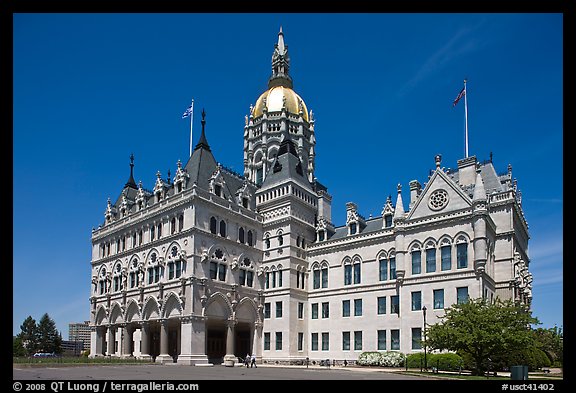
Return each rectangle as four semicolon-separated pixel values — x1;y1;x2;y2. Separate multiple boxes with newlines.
428;189;449;210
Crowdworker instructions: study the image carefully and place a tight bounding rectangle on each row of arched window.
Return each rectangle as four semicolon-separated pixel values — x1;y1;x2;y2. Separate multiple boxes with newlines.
209;217;256;247
98;214;184;259
309;235;471;290
95;245;185;295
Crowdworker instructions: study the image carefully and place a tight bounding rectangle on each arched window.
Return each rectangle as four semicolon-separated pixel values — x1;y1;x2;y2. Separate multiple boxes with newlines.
219;220;227;237
98;267;108;295
278;233;284;246
178;215;184;232
147;252;161;285
167;246;183;280
157;223;162;239
129;259;140;288
210;217;217;234
171;217;176;234
247;230;254;246
264;233;270;249
113;263;123;292
239;227;245;244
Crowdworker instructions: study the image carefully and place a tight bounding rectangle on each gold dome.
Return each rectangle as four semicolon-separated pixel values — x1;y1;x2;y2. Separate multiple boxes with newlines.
253;86;309;122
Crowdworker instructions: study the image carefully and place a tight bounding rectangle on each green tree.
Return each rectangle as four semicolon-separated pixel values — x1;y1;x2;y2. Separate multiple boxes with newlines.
37;313;62;354
13;336;27;357
532;326;563;365
425;298;539;375
17;316;38;356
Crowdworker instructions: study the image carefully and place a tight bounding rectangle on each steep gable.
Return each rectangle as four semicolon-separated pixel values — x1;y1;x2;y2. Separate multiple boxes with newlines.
406;168;472;220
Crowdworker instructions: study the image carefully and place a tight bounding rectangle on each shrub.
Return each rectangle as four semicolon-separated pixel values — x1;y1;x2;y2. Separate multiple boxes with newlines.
357;352;382;366
380;351;405;367
431;353;464;371
406;353;426;369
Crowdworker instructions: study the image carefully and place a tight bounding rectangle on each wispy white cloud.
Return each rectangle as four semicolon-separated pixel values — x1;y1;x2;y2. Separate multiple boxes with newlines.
398;18;487;97
529;237;563;266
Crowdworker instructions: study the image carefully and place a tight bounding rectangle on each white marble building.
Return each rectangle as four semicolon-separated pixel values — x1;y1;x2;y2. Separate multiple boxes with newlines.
89;29;532;365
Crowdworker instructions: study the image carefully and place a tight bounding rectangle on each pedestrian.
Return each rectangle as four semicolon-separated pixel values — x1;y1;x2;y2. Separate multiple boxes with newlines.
245;354;250;368
250;353;257;368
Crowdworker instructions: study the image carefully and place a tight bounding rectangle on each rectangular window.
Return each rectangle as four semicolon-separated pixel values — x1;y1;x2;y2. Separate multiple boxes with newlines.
168;263;175;280
354;299;363;316
353;262;361;284
218;264;226;281
264;333;270;350
377;296;387;315
412;250;421;275
344;264;352;285
311;303;318;319
272;271;276;288
278;269;283;287
322;333;329;351
411;291;422;311
391;329;400;350
433;289;444;309
311;333;318;351
377;330;387;350
457;243;468;269
342;331;350;350
209;262;217;280
426;248;436;273
412;328;422;350
175;261;182;278
441;245;451;271
239;269;246;286
246;271;253;287
264;303;271;319
298;302;304;319
298;332;304;351
379;258;388;281
390;257;397;279
385;215;393;227
313;269;320;289
321;268;328;288
275;332;282;351
322;302;330;319
342;300;350;317
265;272;269;289
391;295;400;315
354;331;363;351
276;301;283;318
457;287;469;304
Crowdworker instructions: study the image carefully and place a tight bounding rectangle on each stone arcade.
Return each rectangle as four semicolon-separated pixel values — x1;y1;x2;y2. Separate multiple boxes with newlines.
89;29;532;365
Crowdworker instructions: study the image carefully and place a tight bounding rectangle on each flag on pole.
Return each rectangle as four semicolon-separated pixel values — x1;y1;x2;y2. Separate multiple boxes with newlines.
182;104;193;119
453;87;466;107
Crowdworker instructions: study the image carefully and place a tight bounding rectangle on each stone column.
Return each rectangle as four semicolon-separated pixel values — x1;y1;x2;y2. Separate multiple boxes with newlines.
253;321;263;361
89;326;98;358
122;324;131;357
156;319;172;364
140;321;151;360
106;326;115;356
177;316;208;365
223;318;237;367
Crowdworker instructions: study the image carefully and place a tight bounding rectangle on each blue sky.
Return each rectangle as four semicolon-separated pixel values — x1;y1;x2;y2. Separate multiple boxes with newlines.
13;13;563;339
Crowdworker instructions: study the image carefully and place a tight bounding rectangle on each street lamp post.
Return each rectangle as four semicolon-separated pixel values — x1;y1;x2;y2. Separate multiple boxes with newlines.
422;305;427;371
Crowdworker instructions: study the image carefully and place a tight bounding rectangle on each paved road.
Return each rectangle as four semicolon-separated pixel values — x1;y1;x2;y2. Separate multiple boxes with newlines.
14;364;427;380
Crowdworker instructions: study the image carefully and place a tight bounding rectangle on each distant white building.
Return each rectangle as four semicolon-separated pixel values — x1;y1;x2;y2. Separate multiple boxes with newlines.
89;29;532;365
69;321;91;351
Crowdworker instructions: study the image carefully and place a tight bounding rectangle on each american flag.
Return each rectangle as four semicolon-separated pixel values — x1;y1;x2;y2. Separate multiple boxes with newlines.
453;87;466;107
182;104;193;119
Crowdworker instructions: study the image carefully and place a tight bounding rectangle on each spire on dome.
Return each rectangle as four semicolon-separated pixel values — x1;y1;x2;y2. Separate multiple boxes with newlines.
269;27;293;89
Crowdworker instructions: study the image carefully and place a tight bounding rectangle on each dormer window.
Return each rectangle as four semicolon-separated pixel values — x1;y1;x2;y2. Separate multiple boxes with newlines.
384;214;393;228
214;184;222;198
318;230;325;242
242;197;249;208
349;222;357;235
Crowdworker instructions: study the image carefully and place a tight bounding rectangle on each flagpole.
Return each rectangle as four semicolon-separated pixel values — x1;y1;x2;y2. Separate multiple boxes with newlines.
463;79;468;158
189;99;194;157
